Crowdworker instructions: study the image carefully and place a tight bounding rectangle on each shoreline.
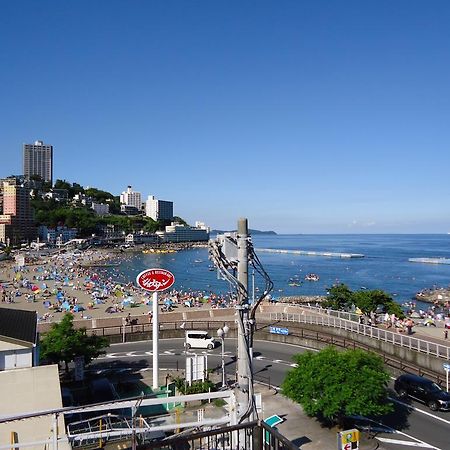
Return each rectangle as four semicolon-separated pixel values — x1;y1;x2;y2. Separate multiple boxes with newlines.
1;245;450;324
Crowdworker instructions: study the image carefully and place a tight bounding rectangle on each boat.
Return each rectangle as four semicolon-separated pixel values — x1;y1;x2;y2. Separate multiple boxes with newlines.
305;273;320;282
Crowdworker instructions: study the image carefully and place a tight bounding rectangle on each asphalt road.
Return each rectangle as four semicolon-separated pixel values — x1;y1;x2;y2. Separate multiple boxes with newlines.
92;338;450;450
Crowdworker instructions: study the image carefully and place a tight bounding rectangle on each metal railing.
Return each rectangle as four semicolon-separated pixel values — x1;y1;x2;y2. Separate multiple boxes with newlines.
139;420;299;450
267;310;450;360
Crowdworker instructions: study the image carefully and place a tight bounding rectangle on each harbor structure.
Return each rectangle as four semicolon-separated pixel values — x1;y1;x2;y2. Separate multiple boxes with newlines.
156;222;209;242
0;177;36;245
23;140;53;185
145;195;173;221
120;185;141;210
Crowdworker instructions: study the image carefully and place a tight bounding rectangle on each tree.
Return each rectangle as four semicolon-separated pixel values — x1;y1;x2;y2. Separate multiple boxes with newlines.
353;289;404;318
282;347;392;425
323;284;353;310
40;314;109;373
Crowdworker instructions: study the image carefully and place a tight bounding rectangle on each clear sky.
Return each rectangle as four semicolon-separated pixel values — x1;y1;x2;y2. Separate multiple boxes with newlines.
1;1;449;233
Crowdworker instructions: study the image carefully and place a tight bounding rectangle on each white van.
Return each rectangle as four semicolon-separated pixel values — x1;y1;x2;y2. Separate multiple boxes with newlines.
185;331;216;349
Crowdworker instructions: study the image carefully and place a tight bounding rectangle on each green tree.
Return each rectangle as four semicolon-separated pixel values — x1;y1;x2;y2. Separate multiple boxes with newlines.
353;289;404;317
323;284;353;310
282;347;392;425
40;314;109;373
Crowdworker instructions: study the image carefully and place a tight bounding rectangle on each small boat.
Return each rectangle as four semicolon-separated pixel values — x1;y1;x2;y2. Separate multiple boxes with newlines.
194;259;203;263
305;273;320;282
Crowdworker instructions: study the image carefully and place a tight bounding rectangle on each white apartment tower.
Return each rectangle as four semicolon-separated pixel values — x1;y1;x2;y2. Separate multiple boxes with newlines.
120;186;142;210
145;195;173;221
23;141;53;185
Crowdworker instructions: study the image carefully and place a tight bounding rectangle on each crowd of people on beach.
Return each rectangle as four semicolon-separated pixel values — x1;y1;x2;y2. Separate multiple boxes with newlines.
0;249;239;323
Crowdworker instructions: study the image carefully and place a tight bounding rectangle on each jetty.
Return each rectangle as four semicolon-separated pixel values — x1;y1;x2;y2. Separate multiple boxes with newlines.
255;248;364;258
409;257;450;265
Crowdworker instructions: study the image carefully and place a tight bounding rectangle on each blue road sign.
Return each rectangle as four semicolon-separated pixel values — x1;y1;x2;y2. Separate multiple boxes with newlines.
269;326;289;335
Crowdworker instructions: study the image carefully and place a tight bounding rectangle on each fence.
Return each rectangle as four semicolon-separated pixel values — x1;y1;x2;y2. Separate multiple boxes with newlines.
267;310;450;361
139;419;299;450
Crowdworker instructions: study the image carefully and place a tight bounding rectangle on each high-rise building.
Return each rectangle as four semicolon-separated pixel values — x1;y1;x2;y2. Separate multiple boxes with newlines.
0;177;36;245
145;195;173;221
23;141;53;185
120;186;142;210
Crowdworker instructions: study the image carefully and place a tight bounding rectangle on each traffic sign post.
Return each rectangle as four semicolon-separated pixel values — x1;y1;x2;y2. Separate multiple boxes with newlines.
443;362;450;392
337;429;360;450
136;268;175;390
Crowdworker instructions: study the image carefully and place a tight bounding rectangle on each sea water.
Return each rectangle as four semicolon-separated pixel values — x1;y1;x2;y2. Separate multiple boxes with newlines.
109;234;450;303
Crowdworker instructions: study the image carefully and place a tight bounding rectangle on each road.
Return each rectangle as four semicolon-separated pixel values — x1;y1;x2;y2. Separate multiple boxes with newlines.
92;338;450;450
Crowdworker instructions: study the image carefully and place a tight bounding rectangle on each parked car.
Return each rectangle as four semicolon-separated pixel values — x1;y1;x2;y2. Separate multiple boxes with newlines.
185;330;216;349
394;374;450;411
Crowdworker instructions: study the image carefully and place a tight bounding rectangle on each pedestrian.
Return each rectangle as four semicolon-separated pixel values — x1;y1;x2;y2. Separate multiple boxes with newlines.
445;329;448;340
406;318;414;335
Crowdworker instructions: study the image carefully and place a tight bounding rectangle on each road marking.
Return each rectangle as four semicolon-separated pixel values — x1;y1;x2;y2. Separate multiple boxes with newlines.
254;356;265;360
388;397;450;426
376;437;438;448
356;416;442;450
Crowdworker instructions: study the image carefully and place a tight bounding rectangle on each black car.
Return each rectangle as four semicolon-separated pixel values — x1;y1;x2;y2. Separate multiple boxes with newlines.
394;374;450;411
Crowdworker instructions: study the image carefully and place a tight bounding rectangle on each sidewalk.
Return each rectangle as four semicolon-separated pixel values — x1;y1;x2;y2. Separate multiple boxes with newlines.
255;384;379;450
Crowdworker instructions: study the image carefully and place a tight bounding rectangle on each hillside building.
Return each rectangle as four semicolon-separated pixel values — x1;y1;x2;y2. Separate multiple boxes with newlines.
23;140;53;185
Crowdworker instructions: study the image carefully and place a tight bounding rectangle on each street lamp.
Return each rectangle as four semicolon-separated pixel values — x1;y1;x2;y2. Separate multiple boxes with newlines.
217;324;229;387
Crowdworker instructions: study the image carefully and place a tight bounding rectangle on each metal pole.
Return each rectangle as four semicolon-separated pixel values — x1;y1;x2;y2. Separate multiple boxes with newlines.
152;291;159;390
221;336;225;387
52;413;58;450
446;369;449;393
236;218;251;426
122;317;126;343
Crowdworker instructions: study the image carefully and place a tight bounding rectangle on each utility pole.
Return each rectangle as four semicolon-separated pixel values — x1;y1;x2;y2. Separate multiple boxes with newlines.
236;218;252;423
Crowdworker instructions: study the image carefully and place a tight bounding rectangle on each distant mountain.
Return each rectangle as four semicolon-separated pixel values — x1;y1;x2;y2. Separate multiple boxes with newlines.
211;229;277;235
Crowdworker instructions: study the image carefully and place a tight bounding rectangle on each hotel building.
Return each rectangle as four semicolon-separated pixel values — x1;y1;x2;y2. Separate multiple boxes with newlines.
120;186;142;210
0;177;36;245
23;141;53;185
145;195;173;221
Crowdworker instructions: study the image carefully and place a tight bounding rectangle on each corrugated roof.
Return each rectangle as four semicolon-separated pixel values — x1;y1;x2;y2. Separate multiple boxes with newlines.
0;308;37;345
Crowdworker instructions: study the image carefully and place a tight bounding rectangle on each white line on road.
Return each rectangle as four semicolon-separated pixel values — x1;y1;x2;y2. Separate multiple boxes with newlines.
376;437;438;448
388;397;450;426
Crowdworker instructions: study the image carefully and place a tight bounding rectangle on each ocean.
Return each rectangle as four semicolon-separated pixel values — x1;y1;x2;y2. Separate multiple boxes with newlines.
108;234;450;303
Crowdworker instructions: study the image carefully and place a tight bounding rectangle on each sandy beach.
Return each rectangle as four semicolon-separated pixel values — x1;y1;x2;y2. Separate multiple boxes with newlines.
0;249;153;323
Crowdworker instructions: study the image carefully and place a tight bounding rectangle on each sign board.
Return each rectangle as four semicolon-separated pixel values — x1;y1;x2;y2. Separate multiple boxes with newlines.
254;392;263;413
337;429;360;450
186;354;207;385
264;415;284;444
443;362;450;371
269;326;289;336
136;268;175;292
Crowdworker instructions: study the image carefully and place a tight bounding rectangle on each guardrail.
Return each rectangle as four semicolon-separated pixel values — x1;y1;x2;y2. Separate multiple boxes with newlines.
268;310;450;361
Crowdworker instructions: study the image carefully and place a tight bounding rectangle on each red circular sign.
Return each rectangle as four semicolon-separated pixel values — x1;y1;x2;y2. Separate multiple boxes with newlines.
136;268;175;292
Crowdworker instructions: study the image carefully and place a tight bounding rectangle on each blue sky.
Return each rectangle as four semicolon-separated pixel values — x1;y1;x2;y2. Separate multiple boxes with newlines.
1;1;449;233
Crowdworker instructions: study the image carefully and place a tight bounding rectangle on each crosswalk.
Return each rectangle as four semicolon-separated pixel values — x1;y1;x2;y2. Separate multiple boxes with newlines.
99;349;298;368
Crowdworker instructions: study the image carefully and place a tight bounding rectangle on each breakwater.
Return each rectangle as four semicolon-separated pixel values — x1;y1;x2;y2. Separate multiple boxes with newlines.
409;258;450;265
255;248;364;258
